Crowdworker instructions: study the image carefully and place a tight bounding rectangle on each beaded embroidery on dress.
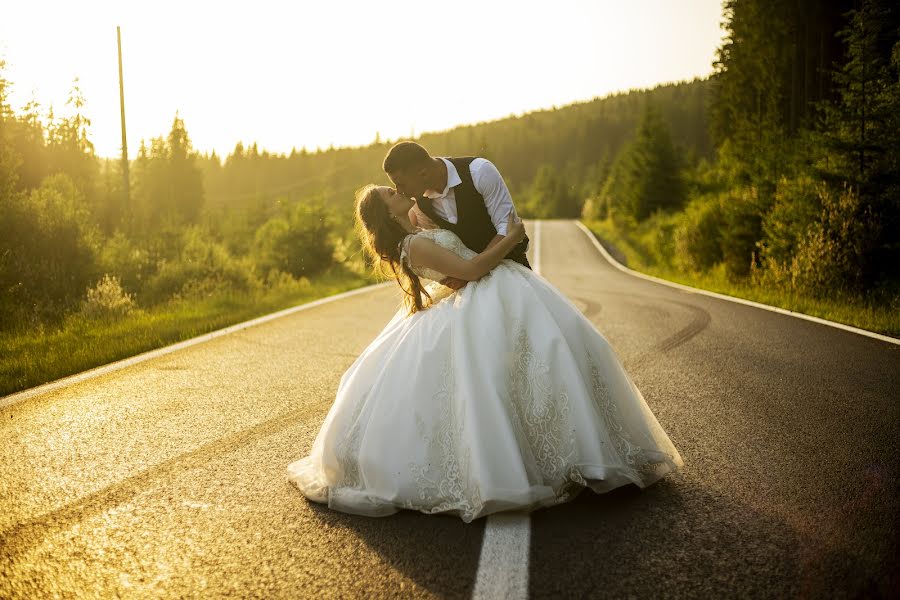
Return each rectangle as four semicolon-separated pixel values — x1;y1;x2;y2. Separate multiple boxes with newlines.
287;228;683;522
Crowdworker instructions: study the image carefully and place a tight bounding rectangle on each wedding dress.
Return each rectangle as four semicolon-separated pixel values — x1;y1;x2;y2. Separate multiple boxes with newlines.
286;228;683;523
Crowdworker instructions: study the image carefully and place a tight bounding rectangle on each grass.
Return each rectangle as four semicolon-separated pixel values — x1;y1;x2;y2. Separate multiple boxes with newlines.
581;218;900;339
0;267;380;398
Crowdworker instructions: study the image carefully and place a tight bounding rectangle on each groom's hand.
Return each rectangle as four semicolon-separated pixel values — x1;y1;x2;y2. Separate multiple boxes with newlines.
440;276;468;290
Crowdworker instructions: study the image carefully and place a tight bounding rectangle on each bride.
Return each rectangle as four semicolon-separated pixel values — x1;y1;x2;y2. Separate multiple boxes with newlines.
286;184;684;523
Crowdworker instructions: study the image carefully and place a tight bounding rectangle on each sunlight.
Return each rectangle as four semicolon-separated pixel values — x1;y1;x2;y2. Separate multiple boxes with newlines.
0;0;724;158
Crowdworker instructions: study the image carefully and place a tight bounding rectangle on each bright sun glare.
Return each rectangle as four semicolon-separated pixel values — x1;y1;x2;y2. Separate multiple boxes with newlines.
1;0;725;159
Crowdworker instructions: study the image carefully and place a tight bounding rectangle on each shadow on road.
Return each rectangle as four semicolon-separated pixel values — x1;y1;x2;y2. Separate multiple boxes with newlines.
304;502;486;598
528;475;888;598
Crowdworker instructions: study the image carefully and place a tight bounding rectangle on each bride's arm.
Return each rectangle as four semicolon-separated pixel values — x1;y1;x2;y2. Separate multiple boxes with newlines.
408;217;525;282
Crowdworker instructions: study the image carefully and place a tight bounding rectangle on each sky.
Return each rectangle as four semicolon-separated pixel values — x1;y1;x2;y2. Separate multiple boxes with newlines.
0;0;726;160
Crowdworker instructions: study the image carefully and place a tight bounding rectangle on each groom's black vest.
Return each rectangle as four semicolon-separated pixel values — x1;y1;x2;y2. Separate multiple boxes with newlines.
415;157;532;270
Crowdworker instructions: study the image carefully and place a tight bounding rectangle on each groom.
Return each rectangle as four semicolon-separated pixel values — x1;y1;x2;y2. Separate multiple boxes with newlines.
382;141;531;290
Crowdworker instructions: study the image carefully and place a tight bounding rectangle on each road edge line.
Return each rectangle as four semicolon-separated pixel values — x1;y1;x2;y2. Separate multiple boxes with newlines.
0;281;396;409
573;219;899;346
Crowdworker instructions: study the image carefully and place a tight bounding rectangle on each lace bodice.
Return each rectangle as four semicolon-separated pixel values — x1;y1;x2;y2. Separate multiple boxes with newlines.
400;228;478;282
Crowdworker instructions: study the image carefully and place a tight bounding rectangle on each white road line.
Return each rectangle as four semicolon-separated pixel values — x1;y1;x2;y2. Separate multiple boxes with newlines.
471;221;542;600
472;513;531;600
0;282;395;409
573;219;899;346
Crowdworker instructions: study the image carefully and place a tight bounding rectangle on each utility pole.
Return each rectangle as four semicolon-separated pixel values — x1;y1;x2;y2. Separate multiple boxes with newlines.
117;26;130;211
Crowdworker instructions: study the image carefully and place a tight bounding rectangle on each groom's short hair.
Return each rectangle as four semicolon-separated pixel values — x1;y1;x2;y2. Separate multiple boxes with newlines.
383;141;431;174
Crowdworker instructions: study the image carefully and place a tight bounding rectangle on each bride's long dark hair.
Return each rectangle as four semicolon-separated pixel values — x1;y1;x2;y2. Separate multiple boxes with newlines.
355;184;433;316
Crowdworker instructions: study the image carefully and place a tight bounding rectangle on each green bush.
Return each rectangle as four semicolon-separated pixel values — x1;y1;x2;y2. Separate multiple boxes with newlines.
263;268;312;293
253;199;335;278
787;184;878;299
760;175;822;265
80;273;136;320
0;173;101;330
580;194;607;221
673;195;725;273
647;210;679;267
331;232;371;277
142;226;261;305
98;230;155;295
719;188;765;280
599;146;633;229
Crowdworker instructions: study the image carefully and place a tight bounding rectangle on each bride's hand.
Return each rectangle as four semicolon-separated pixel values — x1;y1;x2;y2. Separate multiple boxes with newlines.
506;209;525;243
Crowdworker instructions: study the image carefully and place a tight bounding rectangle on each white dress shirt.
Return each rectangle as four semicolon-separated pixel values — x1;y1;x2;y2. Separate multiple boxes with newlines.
414;157;519;236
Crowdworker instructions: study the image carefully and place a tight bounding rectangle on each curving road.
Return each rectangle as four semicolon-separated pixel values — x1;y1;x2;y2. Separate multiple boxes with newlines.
1;219;897;598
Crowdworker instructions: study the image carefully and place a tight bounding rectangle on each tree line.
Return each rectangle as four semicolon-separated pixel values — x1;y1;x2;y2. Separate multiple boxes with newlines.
0;63;712;333
0;77;340;332
583;0;899;304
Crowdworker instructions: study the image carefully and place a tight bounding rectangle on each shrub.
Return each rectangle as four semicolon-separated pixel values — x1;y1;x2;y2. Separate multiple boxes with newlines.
0;173;100;329
142;226;261;304
331;233;371;277
253;199;335;277
580;194;607;221
760;175;822;265
263;268;313;293
98;230;155;295
719;187;765;280
673;195;725;273
80;274;136;319
787;184;878;299
645;210;679;268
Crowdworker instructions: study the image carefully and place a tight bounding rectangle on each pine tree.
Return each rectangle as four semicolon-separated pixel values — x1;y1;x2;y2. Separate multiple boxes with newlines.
817;0;900;285
818;0;900;188
0;60;22;199
167;113;204;224
613;103;685;223
711;0;853;195
129;115;205;242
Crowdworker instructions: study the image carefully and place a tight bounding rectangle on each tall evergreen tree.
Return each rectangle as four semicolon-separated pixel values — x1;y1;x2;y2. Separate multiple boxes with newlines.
817;0;900;284
45;79;99;207
611;103;685;223
711;0;852;194
0;60;21;200
167;113;204;224
131;114;204;236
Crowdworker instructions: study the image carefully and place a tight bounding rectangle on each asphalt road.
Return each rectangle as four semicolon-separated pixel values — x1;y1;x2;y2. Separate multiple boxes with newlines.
1;219;897;599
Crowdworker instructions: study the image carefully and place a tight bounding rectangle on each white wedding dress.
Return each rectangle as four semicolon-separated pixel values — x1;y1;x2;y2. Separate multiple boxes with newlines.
286;228;683;523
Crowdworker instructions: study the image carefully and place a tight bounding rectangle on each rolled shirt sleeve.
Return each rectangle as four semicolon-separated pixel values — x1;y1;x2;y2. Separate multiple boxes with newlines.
471;158;517;236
